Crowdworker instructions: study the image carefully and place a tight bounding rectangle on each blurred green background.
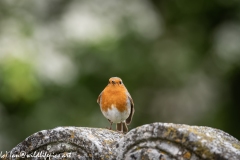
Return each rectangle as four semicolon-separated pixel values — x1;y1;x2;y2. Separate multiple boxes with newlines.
1;0;240;150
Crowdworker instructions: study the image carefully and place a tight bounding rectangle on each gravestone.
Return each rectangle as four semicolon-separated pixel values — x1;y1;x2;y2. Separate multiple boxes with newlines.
5;123;240;160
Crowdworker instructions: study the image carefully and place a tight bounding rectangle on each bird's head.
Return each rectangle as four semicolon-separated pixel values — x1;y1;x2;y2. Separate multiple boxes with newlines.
108;77;123;86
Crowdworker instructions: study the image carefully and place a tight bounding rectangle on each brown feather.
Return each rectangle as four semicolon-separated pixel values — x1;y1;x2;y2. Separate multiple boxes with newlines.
97;92;102;104
126;96;134;125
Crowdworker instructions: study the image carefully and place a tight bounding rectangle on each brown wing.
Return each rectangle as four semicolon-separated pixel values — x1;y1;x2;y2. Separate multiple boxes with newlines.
126;95;134;125
97;92;102;104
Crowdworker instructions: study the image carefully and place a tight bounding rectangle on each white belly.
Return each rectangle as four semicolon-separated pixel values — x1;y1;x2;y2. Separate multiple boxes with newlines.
101;104;131;123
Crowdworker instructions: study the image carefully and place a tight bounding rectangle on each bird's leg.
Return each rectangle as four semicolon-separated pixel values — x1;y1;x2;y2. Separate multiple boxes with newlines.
116;123;124;134
122;122;128;133
108;119;113;130
121;122;123;132
109;122;113;130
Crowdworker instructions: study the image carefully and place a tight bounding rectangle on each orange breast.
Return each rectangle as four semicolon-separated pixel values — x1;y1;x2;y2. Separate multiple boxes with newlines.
101;85;127;112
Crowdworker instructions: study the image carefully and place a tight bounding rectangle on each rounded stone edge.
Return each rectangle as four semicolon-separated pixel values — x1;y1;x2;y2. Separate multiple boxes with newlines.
8;127;123;160
117;122;240;160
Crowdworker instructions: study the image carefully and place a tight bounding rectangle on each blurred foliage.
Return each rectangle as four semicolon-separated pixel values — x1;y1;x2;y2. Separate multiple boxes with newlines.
0;0;240;150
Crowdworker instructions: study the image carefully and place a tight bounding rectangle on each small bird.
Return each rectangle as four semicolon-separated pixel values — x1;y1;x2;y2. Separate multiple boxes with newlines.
97;77;134;133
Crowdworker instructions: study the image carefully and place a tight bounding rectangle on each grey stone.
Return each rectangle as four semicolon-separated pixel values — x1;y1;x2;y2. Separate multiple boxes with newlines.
5;123;240;160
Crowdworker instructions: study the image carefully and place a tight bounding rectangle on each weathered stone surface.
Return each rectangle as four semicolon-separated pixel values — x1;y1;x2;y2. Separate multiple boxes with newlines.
7;123;240;160
118;123;240;160
8;127;123;160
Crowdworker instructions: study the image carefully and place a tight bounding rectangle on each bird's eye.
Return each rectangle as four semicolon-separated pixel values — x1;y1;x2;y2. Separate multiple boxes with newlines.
119;81;122;84
112;81;114;83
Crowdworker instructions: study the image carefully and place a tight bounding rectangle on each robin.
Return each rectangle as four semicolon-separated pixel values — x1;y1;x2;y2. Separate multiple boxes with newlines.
97;77;134;133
